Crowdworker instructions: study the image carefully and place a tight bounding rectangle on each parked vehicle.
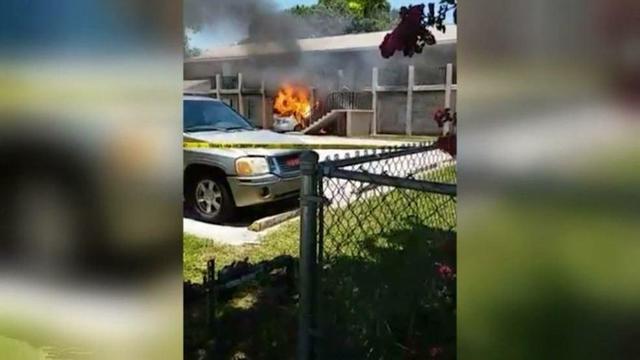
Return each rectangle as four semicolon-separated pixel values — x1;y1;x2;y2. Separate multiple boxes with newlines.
272;115;302;133
184;96;303;223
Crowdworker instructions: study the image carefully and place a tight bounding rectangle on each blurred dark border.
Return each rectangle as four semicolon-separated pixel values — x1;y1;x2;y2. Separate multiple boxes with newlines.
458;0;640;358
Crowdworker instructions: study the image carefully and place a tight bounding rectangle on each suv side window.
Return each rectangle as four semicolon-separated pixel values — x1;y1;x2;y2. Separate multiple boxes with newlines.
183;100;253;131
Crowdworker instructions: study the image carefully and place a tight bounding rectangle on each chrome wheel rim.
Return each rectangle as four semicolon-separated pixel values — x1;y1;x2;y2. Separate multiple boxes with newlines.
195;179;222;216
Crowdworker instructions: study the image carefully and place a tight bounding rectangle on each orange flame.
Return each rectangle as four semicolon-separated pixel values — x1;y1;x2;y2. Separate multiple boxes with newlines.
273;84;312;123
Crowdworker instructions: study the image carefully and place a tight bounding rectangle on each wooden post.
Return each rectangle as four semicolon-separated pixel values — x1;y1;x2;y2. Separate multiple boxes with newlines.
371;67;378;136
237;73;244;116
215;74;221;100
445;63;453;109
261;78;267;129
406;65;414;136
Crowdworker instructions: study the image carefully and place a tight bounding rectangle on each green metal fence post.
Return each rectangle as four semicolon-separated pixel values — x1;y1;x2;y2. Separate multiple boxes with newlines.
205;258;216;331
298;150;319;360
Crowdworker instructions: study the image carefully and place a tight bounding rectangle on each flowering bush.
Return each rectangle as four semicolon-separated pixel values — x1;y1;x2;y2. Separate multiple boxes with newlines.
379;1;457;58
433;108;457;157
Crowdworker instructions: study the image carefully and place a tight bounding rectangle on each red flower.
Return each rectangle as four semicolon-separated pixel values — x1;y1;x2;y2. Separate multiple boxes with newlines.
436;263;455;280
433;108;449;127
429;346;444;358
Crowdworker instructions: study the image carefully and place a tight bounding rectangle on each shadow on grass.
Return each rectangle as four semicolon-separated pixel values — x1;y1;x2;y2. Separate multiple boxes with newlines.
319;220;456;360
184;266;298;360
184;219;455;360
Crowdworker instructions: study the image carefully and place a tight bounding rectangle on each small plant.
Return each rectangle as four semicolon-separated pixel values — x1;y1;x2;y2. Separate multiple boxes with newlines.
433;108;457;157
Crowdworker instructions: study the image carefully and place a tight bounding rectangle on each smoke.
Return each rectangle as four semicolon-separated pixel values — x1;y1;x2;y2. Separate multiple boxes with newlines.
184;0;303;52
185;0;352;90
183;0;453;98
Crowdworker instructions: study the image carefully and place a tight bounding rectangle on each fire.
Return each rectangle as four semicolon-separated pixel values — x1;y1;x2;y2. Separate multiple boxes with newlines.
273;84;312;123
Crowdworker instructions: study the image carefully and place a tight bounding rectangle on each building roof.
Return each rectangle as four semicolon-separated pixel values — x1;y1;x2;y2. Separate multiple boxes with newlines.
186;25;456;63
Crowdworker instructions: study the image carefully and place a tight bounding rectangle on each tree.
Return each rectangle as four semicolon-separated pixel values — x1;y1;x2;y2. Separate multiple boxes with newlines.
427;0;457;30
184;33;202;58
287;0;395;36
184;24;202;58
287;4;353;37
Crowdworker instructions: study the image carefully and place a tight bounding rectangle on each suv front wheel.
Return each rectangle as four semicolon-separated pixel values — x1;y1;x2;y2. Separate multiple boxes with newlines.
186;173;236;223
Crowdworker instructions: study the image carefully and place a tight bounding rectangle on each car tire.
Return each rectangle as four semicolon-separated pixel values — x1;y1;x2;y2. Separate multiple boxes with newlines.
186;172;236;223
293;124;302;132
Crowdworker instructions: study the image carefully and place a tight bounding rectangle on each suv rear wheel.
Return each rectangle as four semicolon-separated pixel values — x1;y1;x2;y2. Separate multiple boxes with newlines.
186;173;236;223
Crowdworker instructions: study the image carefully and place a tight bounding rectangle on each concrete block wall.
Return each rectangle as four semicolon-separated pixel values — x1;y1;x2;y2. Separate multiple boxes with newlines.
184;61;456;136
375;91;455;135
377;94;406;134
411;92;447;135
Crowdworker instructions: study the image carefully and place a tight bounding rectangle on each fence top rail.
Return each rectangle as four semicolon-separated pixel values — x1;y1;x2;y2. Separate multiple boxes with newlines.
327;167;456;196
318;143;438;170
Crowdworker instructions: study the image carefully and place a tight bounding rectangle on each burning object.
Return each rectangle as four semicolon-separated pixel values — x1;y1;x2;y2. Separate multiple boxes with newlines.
272;116;301;133
272;84;316;131
273;84;312;125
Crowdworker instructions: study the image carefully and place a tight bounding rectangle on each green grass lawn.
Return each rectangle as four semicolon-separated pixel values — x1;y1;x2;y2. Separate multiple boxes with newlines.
322;164;456;259
322;189;455;259
183;185;455;282
183;220;301;358
184;164;457;358
183;219;300;283
184;164;456;282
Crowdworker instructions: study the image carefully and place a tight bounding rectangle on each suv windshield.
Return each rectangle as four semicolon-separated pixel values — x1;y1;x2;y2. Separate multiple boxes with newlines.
184;99;255;132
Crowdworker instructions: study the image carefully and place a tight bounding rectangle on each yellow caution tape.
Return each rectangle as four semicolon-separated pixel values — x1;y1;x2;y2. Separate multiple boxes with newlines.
183;141;429;150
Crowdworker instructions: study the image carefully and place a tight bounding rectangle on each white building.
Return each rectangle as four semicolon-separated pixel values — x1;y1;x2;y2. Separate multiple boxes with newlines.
184;26;456;136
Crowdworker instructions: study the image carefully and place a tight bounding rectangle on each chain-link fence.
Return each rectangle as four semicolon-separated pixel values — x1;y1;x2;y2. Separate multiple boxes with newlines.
298;143;457;360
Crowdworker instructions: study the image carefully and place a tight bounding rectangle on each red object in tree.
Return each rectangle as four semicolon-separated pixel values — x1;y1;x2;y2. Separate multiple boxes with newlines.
379;4;436;58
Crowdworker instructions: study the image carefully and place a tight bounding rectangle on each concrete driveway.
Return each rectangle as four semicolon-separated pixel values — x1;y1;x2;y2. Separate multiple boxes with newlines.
183;197;298;245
